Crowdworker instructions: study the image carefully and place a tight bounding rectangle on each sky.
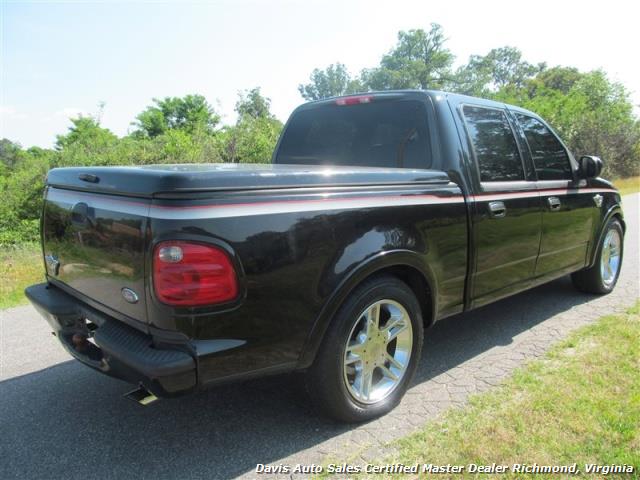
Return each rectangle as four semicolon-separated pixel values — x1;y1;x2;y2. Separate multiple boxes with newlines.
1;0;639;148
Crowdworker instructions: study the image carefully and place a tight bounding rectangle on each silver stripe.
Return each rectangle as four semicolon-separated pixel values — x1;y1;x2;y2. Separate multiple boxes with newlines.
149;195;464;220
47;189;150;217
474;188;617;203
48;186;616;221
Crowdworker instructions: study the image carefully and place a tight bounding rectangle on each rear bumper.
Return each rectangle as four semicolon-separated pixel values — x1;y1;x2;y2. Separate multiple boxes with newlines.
25;283;197;397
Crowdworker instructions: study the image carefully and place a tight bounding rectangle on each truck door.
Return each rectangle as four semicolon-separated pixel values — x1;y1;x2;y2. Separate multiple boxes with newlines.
511;112;594;276
456;103;543;307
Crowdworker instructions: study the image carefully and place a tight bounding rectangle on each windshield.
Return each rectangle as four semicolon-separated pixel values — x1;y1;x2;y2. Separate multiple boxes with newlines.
275;100;432;169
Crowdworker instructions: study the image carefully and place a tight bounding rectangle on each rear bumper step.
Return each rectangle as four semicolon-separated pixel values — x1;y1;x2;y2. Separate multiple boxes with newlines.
25;283;197;397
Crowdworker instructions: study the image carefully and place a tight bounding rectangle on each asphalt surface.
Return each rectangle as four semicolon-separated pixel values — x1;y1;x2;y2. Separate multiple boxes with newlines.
1;193;638;480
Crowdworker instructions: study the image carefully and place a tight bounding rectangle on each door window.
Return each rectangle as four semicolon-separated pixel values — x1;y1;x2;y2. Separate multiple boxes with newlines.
462;106;524;182
515;113;572;180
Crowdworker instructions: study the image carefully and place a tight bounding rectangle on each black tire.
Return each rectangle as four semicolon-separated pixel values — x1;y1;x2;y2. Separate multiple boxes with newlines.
571;218;624;294
305;275;424;423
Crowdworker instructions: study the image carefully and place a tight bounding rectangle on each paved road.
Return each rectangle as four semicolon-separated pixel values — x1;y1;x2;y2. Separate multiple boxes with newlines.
1;194;638;480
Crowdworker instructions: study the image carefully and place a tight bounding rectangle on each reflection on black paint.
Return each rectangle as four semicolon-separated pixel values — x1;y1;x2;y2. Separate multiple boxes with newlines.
42;190;148;322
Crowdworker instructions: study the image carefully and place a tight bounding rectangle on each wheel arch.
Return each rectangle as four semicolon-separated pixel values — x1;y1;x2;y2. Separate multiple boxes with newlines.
297;250;436;369
587;204;625;268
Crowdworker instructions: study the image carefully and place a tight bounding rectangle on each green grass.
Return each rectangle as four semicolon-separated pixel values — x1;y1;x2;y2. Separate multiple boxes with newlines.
0;243;44;309
614;176;640;196
365;302;640;479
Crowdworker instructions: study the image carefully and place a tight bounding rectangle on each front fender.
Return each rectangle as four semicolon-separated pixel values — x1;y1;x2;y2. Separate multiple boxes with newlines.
297;249;436;369
587;203;625;268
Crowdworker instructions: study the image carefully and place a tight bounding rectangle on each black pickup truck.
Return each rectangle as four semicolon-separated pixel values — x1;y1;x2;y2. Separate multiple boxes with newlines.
26;90;624;422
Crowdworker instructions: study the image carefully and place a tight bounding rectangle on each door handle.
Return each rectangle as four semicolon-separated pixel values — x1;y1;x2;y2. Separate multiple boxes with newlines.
547;196;561;211
488;201;507;218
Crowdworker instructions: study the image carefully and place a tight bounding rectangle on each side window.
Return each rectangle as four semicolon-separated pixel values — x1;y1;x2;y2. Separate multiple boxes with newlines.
462;106;524;182
515;113;572;180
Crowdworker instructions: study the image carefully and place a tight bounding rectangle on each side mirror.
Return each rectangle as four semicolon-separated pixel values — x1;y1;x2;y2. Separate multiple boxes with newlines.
579;155;603;179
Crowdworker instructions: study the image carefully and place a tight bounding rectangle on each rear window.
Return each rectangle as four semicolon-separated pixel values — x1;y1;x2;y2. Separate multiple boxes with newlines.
275;100;432;169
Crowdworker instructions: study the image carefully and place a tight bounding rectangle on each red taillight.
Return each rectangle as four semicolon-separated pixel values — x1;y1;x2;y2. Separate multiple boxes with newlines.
153;241;238;306
335;95;373;106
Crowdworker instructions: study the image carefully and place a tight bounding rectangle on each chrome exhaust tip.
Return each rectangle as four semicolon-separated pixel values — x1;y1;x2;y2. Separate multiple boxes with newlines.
124;385;158;406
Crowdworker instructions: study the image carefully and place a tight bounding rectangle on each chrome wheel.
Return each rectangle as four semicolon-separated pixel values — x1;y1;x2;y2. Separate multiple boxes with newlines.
343;299;413;404
600;229;622;287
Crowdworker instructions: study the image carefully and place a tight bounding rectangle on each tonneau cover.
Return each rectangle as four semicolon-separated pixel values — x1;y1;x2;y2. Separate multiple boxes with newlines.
46;163;450;198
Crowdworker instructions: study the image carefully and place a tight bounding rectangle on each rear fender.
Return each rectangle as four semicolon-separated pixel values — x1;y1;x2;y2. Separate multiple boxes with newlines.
296;250;436;369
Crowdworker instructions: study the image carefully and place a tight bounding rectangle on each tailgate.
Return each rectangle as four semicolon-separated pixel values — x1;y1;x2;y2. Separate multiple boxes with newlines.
42;187;149;323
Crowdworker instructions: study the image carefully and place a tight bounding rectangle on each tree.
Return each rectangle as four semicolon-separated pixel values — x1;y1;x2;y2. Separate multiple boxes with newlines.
532;66;582;94
224;88;282;163
361;24;454;91
453;47;544;96
133;94;220;137
0;145;54;244
236;87;275;120
482;47;543;89
223;117;282;164
55;116;118;151
298;63;363;101
0;139;24;171
557;71;639;178
495;69;640;178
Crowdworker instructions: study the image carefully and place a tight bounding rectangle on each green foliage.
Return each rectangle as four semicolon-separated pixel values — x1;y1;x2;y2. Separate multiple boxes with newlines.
453;46;545;96
495;70;640;178
0;138;25;170
1;92;282;245
132;94;220;138
0;243;44;309
362;24;454;91
298;25;455;98
55;116;118;151
534;66;582;94
223;116;282;164
300;25;639;180
298;63;363;101
0;150;51;244
236;87;275;120
224;88;283;163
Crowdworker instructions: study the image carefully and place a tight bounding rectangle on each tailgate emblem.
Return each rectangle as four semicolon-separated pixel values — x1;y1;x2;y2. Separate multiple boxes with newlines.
121;288;139;304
